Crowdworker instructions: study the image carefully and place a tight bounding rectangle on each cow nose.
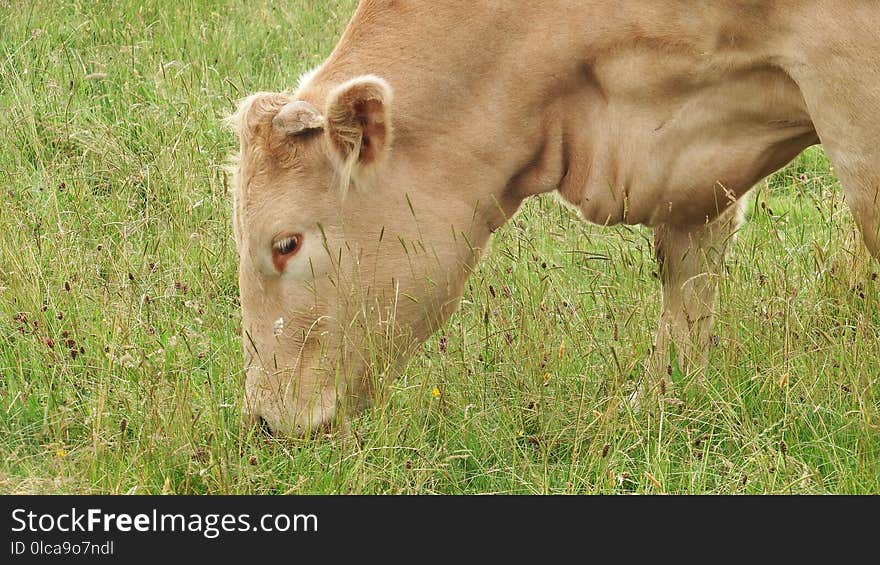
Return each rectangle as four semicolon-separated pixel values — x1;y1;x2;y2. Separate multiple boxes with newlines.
258;416;275;436
241;410;277;436
253;415;312;438
251;416;299;438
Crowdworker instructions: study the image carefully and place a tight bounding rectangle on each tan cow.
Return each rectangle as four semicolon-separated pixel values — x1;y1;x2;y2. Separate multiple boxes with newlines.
228;0;880;435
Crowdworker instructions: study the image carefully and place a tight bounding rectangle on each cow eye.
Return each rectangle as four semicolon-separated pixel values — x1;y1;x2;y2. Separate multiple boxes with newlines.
272;234;301;256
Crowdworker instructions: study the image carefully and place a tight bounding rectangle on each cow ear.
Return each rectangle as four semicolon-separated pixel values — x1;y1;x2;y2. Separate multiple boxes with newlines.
325;75;393;168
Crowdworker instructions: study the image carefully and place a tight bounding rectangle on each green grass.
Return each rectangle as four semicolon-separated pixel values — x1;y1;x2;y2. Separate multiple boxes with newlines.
1;0;878;494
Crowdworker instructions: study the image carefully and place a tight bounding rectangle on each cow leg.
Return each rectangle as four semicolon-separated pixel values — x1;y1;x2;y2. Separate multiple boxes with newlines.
638;200;745;405
782;37;880;257
802;125;880;261
838;169;880;260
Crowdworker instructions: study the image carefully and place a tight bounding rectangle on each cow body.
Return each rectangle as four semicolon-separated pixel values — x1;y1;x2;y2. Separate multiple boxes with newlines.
230;1;880;434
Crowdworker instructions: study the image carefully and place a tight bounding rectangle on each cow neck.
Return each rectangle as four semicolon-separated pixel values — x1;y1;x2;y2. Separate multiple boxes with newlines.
297;2;801;230
297;3;546;204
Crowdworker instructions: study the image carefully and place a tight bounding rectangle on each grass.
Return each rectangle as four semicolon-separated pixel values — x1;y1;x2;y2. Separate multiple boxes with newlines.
1;0;878;494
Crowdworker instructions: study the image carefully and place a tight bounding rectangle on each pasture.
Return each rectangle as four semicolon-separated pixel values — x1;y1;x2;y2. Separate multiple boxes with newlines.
1;0;878;494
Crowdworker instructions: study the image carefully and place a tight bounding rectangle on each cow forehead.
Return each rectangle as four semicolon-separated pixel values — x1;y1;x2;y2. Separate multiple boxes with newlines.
234;133;328;206
235;159;341;236
236;173;299;230
230;94;329;193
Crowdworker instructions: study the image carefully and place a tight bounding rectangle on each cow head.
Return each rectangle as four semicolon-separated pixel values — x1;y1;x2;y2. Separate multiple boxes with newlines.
228;76;493;435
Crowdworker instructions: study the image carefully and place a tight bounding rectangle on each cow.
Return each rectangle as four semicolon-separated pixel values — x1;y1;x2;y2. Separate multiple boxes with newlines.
227;0;880;435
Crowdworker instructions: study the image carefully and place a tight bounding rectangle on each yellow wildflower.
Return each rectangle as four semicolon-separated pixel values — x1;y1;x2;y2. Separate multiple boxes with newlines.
778;373;789;388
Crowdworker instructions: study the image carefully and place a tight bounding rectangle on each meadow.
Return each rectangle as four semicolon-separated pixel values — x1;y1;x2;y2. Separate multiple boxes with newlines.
1;0;877;494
